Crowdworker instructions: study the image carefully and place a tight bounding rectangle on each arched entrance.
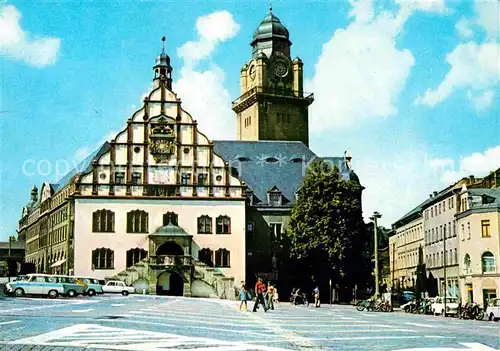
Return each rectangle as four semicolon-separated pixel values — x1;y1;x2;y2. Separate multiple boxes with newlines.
156;241;184;256
156;270;184;296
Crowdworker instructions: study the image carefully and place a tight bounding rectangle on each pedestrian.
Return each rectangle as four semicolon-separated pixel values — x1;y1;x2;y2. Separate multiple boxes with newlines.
252;278;268;312
313;286;320;308
238;281;248;312
273;285;279;304
267;282;275;310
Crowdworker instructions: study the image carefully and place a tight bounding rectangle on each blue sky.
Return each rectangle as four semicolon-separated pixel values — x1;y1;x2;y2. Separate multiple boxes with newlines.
1;0;499;241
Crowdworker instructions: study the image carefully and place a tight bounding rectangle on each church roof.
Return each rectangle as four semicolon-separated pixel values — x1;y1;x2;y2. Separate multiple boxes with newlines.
251;10;290;46
213;140;353;207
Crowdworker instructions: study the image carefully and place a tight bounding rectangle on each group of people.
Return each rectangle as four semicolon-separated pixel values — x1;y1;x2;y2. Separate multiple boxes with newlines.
238;278;279;312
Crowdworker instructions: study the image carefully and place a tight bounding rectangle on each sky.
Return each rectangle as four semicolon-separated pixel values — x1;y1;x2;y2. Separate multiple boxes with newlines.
0;0;499;241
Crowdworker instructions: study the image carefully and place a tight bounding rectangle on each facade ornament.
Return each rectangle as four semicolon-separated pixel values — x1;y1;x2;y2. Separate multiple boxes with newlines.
148;119;176;163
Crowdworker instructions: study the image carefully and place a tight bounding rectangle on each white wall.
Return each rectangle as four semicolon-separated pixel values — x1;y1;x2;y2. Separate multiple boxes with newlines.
73;198;246;284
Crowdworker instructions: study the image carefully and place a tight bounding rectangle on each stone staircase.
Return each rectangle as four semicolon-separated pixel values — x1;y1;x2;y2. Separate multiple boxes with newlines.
192;260;236;300
106;257;236;299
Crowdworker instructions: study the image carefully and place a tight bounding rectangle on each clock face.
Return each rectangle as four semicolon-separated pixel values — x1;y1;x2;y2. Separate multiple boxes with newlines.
274;61;288;77
249;65;256;79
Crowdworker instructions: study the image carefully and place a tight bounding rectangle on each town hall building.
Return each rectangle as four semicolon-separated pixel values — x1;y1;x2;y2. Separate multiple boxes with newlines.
18;9;362;299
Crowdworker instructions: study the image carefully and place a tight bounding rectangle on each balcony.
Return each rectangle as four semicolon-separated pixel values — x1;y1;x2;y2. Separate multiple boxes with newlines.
232;87;314;110
149;255;192;267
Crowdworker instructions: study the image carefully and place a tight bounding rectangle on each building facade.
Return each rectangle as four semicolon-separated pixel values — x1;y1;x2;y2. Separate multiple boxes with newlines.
456;187;499;307
18;9;362;297
389;213;424;290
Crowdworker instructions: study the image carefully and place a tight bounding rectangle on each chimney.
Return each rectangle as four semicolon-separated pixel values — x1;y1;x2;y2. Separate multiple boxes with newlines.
469;175;474;183
429;193;433;198
433;191;438;196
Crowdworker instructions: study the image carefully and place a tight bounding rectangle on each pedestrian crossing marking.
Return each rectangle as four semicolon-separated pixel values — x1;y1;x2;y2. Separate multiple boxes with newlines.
8;323;293;350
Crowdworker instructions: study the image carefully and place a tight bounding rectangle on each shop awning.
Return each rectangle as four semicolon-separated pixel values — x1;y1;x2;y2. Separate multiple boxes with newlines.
50;259;66;268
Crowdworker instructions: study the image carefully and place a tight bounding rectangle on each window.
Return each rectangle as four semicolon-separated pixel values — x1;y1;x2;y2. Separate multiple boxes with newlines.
443;224;447;239
132;172;141;185
482;252;496;273
269;194;281;206
481;220;491;238
198;248;213;267
181;173;191;185
448;222;452;238
126;248;147;267
461;224;465;241
431;207;433;217
216;215;231;234
92;248;114;269
270;223;283;241
443;201;446;213
197;215;212;234
467;222;471;240
439;203;441;214
440;225;443;240
197;173;208;186
126;210;148;233
431;228;435;242
163;212;178;226
454;249;457;265
215;248;230;267
464;254;471;274
247;222;254;233
115;172;125;185
92;209;115;232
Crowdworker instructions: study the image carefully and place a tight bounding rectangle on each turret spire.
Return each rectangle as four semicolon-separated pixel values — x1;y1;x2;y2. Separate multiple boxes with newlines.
153;36;173;89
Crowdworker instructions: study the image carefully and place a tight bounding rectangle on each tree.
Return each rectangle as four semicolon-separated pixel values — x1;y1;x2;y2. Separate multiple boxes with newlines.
414;246;427;299
284;159;366;298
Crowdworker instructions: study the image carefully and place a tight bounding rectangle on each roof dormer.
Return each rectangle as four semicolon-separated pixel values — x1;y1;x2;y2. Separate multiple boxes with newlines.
267;185;282;206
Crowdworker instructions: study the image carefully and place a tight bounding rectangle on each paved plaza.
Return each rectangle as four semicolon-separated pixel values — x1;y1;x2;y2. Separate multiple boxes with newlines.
0;295;498;350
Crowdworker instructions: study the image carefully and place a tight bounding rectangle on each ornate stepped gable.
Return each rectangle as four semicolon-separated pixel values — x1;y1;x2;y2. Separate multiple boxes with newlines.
74;56;244;199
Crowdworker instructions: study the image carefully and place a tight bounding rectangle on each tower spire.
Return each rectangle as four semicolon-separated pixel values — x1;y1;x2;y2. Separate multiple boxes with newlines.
153;36;173;89
161;36;166;54
269;1;272;12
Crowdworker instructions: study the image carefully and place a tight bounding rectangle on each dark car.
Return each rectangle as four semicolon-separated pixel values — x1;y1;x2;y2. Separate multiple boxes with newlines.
400;291;415;305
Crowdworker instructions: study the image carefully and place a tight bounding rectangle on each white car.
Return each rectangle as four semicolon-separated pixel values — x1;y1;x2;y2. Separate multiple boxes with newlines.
431;296;459;316
485;298;500;322
102;281;135;296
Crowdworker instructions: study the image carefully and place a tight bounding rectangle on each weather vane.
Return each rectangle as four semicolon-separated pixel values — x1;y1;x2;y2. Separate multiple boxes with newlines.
269;1;272;12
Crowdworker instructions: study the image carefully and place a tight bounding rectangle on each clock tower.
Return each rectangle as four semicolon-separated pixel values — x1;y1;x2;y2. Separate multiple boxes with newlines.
232;8;314;146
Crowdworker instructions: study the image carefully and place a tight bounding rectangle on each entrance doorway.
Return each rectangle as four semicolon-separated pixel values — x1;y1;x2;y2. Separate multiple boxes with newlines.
156;241;184;256
156;270;184;296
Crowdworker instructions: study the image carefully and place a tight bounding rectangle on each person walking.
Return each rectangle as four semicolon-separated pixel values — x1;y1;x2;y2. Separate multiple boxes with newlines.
252;278;268;312
267;282;275;310
313;286;320;308
238;281;248;312
273;285;279;305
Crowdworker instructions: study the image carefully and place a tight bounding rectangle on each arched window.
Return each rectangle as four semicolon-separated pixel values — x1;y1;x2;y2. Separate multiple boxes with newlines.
482;252;496;273
92;209;115;232
126;248;148;267
464;254;471;274
216;215;231;234
215;248;230;267
199;248;214;267
197;215;212;234
163;212;178;226
92;248;114;269
127;210;148;233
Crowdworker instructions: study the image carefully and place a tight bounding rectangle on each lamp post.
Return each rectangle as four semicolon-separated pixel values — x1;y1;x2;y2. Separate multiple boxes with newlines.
8;235;15;282
370;211;382;299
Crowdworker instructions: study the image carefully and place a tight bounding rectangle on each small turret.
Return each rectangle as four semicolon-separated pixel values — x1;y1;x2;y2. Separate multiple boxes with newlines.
30;185;38;203
153;36;173;89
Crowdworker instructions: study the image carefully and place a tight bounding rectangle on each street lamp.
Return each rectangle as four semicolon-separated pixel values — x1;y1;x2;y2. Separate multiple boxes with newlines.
8;235;15;282
370;211;382;299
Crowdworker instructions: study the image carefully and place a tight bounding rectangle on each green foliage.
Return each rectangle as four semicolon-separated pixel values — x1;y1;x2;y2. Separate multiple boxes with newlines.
285;159;365;286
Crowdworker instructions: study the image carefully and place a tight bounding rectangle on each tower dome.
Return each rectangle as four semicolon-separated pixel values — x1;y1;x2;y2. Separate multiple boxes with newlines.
250;8;292;59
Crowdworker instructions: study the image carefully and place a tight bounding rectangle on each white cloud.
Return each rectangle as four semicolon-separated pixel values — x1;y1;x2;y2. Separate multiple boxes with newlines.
474;0;500;40
395;0;447;14
306;2;417;130
177;10;240;68
455;17;474;39
0;5;60;67
415;42;499;108
175;65;236;140
437;145;500;184
467;89;494;111
175;11;239;140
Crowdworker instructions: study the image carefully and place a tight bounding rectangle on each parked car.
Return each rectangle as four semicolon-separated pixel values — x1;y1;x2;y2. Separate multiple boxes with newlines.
431;296;459;316
399;291;415;305
76;277;103;296
4;273;64;298
52;275;86;297
486;298;500;322
102;281;135;296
